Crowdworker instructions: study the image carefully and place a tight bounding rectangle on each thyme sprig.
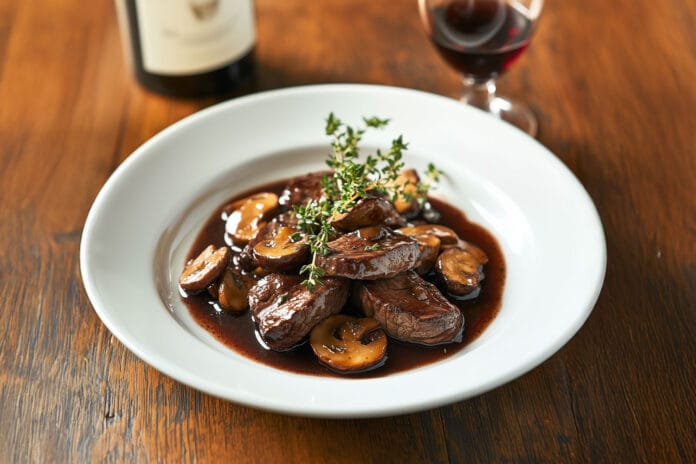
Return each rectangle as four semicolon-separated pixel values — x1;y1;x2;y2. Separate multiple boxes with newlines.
293;113;441;291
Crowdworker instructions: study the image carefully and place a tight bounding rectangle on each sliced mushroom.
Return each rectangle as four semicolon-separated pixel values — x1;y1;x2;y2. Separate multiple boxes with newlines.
398;224;459;245
387;169;421;218
179;245;230;291
224;192;278;246
239;222;280;271
253;226;309;272
435;243;489;296
310;315;388;373
218;266;256;312
329;197;405;231
412;234;441;275
207;281;221;299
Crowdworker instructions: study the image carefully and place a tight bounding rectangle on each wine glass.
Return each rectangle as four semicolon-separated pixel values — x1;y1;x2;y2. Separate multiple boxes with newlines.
419;0;544;136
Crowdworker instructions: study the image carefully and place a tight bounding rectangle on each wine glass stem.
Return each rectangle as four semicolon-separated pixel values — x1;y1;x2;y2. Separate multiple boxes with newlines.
461;77;497;114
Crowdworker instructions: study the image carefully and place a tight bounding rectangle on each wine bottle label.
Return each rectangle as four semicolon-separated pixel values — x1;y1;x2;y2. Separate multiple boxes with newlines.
134;0;255;75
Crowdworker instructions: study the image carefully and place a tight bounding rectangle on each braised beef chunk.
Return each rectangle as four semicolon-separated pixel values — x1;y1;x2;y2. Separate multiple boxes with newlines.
317;226;420;280
248;274;349;351
278;171;329;207
355;271;464;345
330;197;406;231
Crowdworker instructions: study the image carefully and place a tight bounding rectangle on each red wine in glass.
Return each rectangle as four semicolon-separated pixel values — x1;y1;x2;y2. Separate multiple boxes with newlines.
419;0;543;136
429;0;532;81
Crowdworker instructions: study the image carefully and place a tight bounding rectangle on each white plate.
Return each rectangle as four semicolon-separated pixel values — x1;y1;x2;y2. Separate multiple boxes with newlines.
80;84;605;418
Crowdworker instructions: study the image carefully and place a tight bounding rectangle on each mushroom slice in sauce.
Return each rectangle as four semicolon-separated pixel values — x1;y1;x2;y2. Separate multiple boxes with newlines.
224;192;278;246
387;169;421;218
310;315;387;373
179;245;230;291
253;226;309;272
218;266;256;312
411;234;441;275
436;242;489;296
398;224;459;245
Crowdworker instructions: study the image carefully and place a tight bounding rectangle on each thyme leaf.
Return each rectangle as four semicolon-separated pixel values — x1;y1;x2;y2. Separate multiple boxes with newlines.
293;114;440;290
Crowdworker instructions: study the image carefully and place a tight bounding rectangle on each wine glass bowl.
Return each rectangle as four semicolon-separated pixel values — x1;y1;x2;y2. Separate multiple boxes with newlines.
419;0;544;136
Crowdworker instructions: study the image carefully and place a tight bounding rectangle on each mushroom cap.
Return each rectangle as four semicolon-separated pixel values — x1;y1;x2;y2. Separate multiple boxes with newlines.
179;245;229;291
224;192;279;246
310;315;388;373
253;226;309;272
435;243;488;296
218;266;255;312
412;233;441;275
398;224;459;245
389;169;422;218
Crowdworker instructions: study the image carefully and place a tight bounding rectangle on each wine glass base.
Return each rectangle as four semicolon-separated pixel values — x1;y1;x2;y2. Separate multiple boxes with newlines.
461;95;538;137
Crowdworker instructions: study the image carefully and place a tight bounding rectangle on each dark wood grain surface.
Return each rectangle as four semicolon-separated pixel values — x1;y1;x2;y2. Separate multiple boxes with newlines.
1;0;694;462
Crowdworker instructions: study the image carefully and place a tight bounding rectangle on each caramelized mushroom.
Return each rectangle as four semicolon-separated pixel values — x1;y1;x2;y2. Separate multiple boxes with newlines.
218;266;256;312
310;315;387;373
412;234;441;275
179;245;230;291
398;224;459;245
387;169;421;218
253;226;309;272
224;192;278;246
435;243;489;296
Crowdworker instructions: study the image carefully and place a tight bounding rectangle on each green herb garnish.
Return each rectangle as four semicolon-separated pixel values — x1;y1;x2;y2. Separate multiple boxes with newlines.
293;113;441;291
364;243;381;252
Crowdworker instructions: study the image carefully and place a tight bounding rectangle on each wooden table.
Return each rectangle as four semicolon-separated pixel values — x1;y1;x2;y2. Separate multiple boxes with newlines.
1;0;694;462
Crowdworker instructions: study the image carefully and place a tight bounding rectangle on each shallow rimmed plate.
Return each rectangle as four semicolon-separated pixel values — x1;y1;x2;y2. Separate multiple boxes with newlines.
80;84;605;418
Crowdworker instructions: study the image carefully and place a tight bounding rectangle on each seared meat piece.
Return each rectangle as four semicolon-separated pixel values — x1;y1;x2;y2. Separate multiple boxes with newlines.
248;274;349;351
355;271;463;345
310;315;387;373
278;171;329;208
330;197;405;231
317;226;419;280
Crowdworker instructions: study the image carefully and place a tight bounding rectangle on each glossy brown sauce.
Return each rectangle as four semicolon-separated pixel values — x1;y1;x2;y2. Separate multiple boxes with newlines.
182;177;506;378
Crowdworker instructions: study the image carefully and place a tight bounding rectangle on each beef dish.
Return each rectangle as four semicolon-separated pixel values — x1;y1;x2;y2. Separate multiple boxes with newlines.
180;175;505;378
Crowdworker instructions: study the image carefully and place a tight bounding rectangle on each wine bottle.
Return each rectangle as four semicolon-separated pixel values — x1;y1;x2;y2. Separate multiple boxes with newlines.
115;0;255;97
